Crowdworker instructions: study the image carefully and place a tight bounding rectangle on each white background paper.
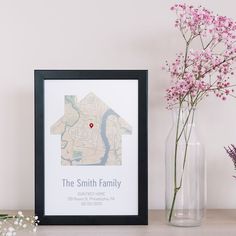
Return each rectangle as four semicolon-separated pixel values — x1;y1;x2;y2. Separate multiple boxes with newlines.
44;79;138;215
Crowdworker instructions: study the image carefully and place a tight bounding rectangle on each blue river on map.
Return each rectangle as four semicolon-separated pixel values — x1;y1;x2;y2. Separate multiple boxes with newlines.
99;109;119;165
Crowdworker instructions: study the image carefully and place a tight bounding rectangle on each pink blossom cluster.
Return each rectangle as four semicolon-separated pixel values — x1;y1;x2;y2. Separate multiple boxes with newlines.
171;4;236;45
164;4;236;109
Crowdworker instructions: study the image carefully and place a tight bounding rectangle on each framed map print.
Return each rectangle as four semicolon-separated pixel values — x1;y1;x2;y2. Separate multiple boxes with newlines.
35;70;148;225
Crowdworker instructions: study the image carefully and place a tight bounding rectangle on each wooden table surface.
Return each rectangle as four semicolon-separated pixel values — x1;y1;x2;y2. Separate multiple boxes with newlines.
13;210;236;236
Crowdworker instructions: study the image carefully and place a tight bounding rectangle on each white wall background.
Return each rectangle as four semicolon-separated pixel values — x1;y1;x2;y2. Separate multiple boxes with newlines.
0;0;236;210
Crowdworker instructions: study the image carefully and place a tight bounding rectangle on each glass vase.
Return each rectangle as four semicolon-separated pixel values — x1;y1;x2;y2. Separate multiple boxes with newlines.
165;106;205;227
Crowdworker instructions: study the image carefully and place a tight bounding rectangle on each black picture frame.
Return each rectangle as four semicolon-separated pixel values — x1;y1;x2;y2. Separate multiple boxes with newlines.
35;70;148;225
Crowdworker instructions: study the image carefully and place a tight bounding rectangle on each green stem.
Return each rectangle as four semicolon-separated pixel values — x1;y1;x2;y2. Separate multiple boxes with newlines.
168;104;182;222
168;105;196;223
174;106;182;189
168;34;193;223
168;188;179;222
0;214;14;220
176;107;194;142
178;110;195;189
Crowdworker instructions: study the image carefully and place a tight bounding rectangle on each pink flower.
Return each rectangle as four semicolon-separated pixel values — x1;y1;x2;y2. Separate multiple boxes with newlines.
164;4;236;109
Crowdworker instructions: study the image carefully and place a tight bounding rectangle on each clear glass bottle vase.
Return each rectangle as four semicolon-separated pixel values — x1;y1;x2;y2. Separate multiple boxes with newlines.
165;106;205;227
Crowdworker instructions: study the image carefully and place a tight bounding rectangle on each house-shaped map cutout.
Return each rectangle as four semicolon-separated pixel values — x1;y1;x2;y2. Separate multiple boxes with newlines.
50;93;132;166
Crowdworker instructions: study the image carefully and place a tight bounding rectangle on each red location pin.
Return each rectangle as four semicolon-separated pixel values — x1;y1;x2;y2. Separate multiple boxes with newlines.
89;123;94;128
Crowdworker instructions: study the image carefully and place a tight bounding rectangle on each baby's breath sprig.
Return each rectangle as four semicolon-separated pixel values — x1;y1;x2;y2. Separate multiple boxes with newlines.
0;211;39;236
